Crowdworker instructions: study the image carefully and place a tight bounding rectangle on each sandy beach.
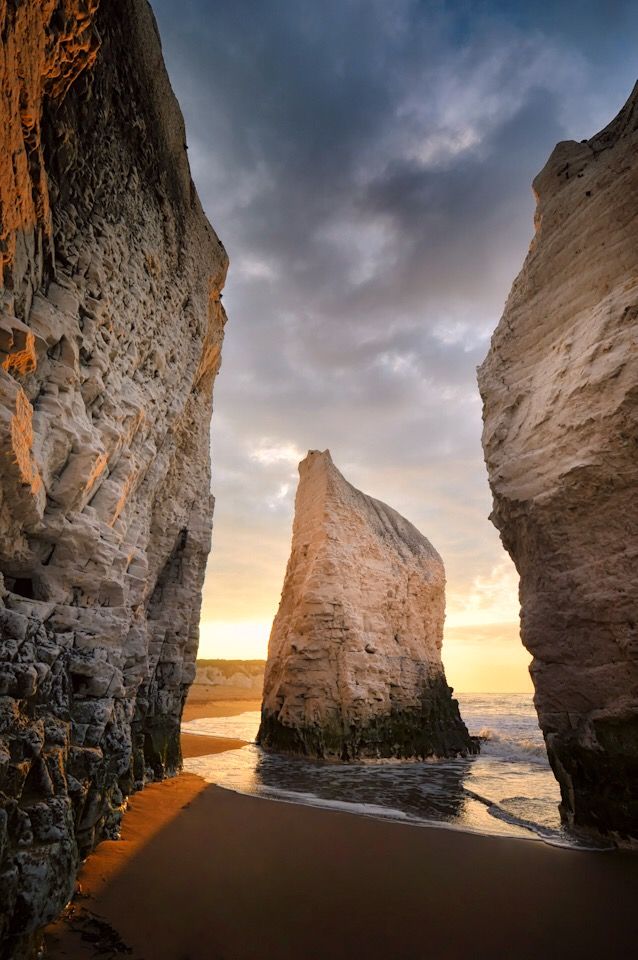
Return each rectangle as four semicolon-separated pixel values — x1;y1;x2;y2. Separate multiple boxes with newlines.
180;697;257;758
182;696;262;723
42;697;637;960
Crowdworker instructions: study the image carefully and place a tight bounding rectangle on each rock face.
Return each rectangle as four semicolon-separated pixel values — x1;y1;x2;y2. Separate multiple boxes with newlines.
478;85;638;844
0;1;227;954
258;451;474;760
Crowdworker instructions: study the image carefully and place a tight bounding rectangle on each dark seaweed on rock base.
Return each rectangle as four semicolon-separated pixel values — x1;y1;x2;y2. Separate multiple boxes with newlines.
259;676;479;761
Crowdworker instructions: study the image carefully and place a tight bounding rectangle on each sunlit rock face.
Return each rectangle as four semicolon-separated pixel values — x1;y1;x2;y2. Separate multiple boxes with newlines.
258;451;475;760
478;85;638;845
0;0;227;953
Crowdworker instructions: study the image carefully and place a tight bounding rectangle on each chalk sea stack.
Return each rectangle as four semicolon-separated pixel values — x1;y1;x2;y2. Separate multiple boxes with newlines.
0;1;226;954
478;85;638;844
258;451;475;760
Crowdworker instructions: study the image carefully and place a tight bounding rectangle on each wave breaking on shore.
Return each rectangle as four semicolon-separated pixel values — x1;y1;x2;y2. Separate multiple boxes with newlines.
182;695;609;849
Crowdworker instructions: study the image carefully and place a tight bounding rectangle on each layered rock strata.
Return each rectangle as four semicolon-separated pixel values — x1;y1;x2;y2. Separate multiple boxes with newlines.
478;85;638;844
0;1;227;954
258;450;474;760
193;659;264;695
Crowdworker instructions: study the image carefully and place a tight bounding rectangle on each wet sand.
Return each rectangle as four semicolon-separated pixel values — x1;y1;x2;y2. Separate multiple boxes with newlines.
182;696;261;722
180;731;248;758
181;695;257;759
45;703;638;960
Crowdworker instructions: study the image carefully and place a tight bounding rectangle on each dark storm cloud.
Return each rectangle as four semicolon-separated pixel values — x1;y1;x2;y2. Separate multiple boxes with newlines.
148;0;638;641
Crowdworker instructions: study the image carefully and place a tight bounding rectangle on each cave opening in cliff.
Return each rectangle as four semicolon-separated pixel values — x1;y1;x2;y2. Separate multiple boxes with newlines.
6;576;35;599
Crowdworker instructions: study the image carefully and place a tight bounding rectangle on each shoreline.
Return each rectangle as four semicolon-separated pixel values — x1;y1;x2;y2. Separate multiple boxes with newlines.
205;778;607;852
44;781;638;960
181;731;248;758
182;695;262;723
182;696;583;851
44;696;637;960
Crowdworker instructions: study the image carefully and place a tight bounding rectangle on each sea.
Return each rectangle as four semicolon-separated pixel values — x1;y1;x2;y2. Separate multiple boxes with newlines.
182;694;605;849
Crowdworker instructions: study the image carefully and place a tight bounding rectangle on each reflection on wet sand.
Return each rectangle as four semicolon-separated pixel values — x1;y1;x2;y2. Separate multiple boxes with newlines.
254;748;468;823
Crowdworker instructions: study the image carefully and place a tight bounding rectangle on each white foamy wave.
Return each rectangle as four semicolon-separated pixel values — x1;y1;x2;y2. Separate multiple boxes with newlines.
477;727;547;761
482;796;612;850
182;695;594;849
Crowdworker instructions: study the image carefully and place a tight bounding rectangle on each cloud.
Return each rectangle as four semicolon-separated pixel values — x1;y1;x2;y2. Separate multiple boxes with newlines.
149;0;638;677
447;559;521;628
250;441;305;467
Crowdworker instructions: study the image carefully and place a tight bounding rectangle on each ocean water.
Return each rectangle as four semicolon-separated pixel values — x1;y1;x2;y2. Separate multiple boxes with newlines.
182;694;602;848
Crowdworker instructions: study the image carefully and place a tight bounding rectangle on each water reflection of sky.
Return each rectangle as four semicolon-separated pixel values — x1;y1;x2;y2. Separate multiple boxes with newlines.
181;700;586;844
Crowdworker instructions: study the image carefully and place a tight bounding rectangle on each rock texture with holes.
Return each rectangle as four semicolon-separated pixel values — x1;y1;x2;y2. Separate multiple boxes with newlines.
0;1;227;954
478;85;638;845
258;451;475;760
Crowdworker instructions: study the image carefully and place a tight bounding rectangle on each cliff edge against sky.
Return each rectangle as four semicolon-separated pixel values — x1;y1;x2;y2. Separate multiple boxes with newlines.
0;1;227;954
479;84;638;845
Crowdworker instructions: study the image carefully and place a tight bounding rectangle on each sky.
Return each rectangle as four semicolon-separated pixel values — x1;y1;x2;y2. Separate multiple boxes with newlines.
150;0;638;692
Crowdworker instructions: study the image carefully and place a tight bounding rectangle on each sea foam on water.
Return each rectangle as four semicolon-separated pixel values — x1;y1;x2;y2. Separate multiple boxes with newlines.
182;694;604;848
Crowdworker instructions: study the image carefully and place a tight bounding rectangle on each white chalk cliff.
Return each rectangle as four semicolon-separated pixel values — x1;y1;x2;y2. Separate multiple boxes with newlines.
258;451;475;760
478;84;638;844
0;1;227;954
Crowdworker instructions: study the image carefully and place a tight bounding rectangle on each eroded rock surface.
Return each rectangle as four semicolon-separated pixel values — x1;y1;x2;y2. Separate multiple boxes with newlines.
0;1;227;953
258;451;474;760
478;85;638;844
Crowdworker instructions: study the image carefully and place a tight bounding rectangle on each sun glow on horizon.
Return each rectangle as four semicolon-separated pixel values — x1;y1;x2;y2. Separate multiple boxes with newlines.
198;618;273;661
198;616;532;693
197;550;530;692
443;622;532;693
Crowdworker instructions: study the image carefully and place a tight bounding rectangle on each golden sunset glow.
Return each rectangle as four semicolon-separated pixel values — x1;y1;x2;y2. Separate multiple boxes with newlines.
198;616;531;693
0;2;634;957
198;525;530;691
